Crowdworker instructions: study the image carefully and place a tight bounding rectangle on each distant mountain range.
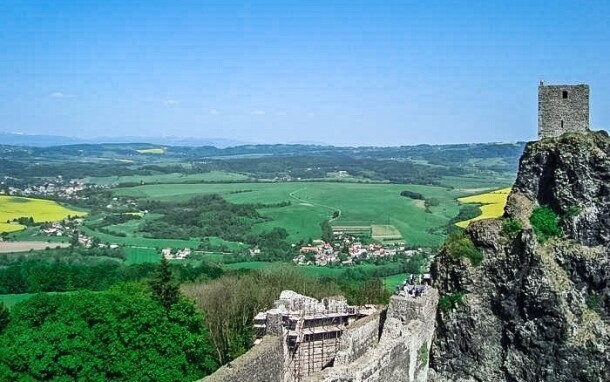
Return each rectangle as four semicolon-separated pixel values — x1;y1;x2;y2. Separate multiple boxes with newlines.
0;132;247;148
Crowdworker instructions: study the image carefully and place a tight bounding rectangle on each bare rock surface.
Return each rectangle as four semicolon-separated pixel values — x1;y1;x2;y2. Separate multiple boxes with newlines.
430;131;610;382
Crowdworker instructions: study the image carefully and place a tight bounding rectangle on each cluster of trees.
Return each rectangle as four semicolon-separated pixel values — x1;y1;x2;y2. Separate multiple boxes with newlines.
320;219;333;242
443;232;483;266
446;204;482;235
0;282;218;381
0;257;223;294
245;227;295;261
400;190;425;200
101;213;142;225
399;190;439;213
9;216;36;226
339;254;429;280
140;195;296;260
140;194;266;241
424;197;440;212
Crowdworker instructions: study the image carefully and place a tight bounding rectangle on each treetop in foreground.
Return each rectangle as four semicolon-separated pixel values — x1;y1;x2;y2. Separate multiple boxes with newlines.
0;283;217;381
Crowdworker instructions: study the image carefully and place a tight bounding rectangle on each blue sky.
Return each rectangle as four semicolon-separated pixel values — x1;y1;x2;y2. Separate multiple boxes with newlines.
1;0;609;146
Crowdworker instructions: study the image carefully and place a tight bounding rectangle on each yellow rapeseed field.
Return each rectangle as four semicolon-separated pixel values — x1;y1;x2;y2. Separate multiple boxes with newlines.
136;147;165;154
0;196;85;233
456;187;511;228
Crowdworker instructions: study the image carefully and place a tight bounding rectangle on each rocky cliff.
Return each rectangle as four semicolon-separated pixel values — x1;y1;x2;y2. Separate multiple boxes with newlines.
429;131;609;382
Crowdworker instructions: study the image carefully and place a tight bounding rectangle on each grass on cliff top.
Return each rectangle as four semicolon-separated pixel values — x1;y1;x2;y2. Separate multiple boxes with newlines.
455;187;511;228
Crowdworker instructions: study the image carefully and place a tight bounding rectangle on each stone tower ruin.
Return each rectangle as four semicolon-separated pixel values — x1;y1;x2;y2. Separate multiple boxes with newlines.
538;82;589;139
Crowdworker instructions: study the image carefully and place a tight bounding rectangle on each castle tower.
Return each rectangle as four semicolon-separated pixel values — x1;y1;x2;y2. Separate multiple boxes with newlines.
538;82;589;139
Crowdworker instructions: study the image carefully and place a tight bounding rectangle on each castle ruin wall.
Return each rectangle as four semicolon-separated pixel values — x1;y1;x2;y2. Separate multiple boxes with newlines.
202;335;283;382
307;290;439;382
333;310;383;366
203;289;438;382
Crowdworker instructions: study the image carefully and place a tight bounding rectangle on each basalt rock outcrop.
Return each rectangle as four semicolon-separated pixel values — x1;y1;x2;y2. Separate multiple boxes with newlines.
430;131;610;382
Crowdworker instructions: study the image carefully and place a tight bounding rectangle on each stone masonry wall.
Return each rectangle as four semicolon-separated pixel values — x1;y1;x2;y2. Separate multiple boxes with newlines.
538;83;589;139
202;336;283;382
334;310;382;366
306;289;439;382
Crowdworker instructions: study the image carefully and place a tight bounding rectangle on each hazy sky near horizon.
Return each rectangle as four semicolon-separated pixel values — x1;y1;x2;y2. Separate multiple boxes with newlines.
1;0;609;146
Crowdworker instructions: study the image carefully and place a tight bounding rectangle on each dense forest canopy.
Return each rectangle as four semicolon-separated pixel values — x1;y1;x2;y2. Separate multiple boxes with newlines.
0;283;217;381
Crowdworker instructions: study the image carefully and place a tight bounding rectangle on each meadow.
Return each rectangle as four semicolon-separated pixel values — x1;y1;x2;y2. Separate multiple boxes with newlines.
383;274;408;290
83;171;251;185
0;196;85;233
124;247;161;265
115;182;470;247
80;226;201;249
455;187;511;228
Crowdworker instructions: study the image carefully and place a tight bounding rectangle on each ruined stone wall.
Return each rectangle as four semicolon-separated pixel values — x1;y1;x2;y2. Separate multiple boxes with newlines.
288;333;341;380
334;310;382;365
204;290;438;382
306;290;439;382
538;84;589;139
202;336;283;382
387;289;438;324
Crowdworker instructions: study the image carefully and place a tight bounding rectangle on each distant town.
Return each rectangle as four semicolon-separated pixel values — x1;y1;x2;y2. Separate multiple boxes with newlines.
293;234;423;267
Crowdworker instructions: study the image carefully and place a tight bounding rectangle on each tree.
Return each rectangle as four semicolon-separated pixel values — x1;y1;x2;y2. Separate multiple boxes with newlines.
0;284;217;381
0;303;8;333
90;236;102;248
150;257;180;310
320;219;333;243
70;231;80;248
182;268;344;364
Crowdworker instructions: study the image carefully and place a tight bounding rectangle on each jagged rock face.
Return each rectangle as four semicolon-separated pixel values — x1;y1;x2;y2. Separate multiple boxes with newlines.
430;132;610;382
508;131;610;246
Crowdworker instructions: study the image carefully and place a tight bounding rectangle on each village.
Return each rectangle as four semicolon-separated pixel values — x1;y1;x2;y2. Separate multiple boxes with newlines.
0;176;108;201
293;234;423;266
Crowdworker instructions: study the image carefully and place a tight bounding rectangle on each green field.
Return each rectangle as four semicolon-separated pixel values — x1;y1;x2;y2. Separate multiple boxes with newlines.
441;174;514;192
124;247;161;265
0;292;73;309
80;226;201;249
5;227;70;243
114;182;471;247
83;171;251;185
383;274;408;291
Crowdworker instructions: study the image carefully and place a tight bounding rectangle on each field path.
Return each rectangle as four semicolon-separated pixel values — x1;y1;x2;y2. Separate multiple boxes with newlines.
288;188;342;222
0;241;70;253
